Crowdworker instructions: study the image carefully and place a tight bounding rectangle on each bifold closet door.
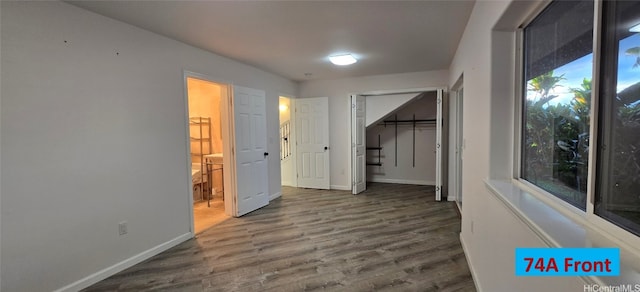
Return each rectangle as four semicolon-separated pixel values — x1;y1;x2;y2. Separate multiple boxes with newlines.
351;94;366;194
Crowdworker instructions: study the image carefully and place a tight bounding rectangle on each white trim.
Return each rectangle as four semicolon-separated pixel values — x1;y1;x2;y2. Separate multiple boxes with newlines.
270;192;282;201
54;233;193;292
223;84;237;216
485;179;640;286
515;178;586;222
368;178;435;186
449;76;464;206
290;98;297;187
586;0;603;214
435;89;443;201
513;28;524;179
460;234;482;292
330;184;351;191
182;72;196;234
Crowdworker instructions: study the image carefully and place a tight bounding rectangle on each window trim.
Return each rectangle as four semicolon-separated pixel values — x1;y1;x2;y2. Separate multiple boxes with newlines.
516;0;594;211
514;0;640;253
585;0;602;217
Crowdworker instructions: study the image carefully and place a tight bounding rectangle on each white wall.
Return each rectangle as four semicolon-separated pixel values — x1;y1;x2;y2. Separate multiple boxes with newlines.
0;2;296;291
299;70;448;190
366;93;437;185
449;1;584;290
365;93;419;127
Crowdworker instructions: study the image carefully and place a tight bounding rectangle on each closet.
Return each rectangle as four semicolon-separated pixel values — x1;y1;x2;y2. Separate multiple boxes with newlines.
366;92;438;186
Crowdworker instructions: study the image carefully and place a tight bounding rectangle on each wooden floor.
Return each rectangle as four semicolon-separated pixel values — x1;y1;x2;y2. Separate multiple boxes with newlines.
84;183;476;291
193;195;229;235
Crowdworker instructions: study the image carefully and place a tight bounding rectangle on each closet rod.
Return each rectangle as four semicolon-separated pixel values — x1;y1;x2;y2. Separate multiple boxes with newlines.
382;118;436;124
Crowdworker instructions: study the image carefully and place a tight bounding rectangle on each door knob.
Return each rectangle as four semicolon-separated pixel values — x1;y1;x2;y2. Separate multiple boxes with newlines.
324;146;329;150
264;152;269;157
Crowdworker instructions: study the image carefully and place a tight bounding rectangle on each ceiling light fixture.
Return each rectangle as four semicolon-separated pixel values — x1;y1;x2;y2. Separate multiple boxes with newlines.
630;23;640;32
329;54;357;66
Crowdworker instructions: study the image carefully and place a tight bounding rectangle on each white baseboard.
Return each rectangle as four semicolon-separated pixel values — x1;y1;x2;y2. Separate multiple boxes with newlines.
369;178;435;186
330;185;351;191
270;192;282;201
54;232;193;292
460;233;482;292
448;196;456;202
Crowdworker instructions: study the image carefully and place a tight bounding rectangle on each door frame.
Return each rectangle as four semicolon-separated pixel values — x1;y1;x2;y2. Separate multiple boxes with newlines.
450;76;464;208
350;87;447;200
182;71;236;235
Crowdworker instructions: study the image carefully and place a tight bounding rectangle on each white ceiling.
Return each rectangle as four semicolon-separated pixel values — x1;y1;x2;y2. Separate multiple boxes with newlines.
69;1;475;82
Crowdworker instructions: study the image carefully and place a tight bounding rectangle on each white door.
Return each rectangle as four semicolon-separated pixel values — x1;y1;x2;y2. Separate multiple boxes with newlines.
435;89;444;201
296;97;330;189
233;85;269;216
351;94;366;194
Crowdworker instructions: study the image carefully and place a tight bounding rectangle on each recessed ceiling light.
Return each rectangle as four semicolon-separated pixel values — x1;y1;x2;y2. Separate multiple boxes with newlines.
630;23;640;32
329;54;357;66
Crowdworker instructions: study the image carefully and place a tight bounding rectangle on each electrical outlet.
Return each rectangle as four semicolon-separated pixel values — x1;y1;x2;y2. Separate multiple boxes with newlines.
119;221;128;236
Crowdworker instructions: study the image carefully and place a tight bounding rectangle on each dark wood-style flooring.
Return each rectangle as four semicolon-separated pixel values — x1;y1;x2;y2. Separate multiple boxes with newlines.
84;183;476;291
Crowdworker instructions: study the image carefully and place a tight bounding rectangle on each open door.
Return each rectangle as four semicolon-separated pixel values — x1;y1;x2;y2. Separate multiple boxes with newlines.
295;97;330;189
351;94;366;194
231;85;269;216
435;89;444;201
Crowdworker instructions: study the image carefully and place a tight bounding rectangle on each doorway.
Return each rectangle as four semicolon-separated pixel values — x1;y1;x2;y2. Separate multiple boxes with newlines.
279;96;330;190
279;96;296;187
185;76;230;234
351;88;446;200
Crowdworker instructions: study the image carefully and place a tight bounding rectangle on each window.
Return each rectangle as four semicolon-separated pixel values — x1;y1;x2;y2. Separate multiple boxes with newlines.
522;0;594;210
521;0;640;236
596;1;640;236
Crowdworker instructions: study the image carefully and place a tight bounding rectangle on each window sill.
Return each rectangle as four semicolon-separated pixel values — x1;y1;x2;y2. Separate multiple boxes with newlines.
485;179;640;285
